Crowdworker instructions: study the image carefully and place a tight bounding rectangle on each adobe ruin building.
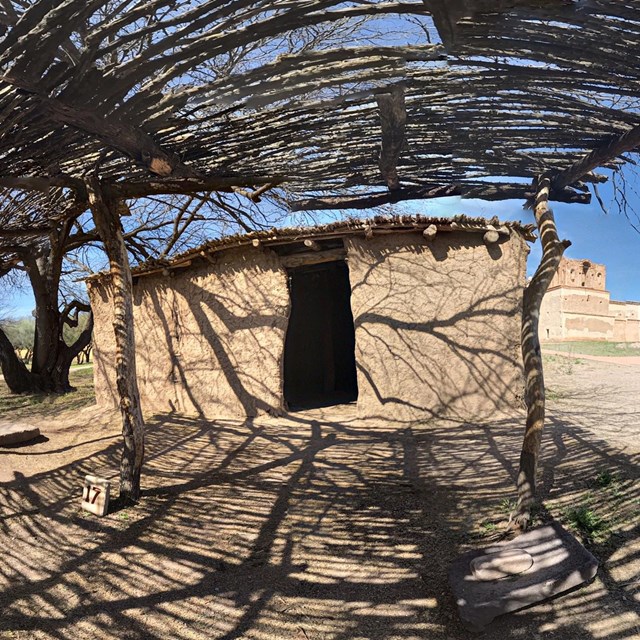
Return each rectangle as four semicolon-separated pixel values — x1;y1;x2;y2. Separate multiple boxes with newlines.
88;216;533;421
539;257;640;342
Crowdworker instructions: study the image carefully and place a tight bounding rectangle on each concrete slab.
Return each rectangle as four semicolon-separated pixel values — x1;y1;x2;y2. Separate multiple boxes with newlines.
449;521;598;631
0;422;41;447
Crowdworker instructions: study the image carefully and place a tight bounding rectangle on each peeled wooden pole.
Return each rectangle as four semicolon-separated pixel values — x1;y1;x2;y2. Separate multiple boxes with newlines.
86;177;145;504
513;175;571;529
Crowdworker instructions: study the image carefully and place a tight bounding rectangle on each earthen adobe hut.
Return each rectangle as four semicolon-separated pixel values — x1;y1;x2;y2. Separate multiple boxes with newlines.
88;216;533;422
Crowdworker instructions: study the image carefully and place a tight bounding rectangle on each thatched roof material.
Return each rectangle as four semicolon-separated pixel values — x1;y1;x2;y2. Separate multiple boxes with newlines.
87;214;536;282
1;1;639;221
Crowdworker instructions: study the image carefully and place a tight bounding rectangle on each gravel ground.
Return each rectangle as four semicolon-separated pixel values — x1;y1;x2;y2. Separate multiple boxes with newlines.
0;358;638;640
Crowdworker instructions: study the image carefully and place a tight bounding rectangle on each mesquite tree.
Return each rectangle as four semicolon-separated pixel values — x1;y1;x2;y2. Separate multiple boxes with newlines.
0;212;93;393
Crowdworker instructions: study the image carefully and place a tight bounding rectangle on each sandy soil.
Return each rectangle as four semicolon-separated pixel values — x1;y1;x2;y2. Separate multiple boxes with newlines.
543;349;640;367
0;359;638;640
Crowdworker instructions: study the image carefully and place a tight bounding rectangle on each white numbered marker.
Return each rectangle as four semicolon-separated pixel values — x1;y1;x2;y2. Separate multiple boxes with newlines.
81;475;110;516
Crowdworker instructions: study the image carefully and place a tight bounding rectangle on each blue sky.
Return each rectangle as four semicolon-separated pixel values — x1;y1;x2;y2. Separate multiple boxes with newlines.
4;281;34;318
3;184;640;318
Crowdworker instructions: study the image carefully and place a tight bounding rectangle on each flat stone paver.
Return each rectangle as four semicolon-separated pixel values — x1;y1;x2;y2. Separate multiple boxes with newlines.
449;521;599;631
0;422;41;446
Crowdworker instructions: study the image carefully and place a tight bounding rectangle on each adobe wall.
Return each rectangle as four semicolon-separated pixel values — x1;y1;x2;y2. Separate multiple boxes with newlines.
563;312;615;341
549;258;606;291
540;288;613;341
540;255;640;343
89;247;290;417
91;230;528;422
611;301;640;342
539;289;564;341
345;232;528;421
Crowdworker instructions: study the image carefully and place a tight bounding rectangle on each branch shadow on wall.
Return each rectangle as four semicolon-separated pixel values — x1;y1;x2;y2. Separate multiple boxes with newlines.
136;269;288;418
128;236;525;423
349;236;525;421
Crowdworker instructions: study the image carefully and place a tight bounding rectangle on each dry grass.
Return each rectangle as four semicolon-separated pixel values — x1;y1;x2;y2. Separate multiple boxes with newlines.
543;341;640;357
0;365;95;420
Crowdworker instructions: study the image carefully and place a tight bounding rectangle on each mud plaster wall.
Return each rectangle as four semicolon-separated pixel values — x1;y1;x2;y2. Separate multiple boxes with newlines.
560;289;611;316
564;314;615;340
611;302;640;342
344;232;527;421
540;289;614;341
550;258;606;291
539;289;564;341
540;288;640;342
89;247;290;416
614;319;640;342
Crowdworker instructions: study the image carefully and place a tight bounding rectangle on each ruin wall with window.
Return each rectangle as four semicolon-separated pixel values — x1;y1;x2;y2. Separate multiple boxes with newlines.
540;257;640;342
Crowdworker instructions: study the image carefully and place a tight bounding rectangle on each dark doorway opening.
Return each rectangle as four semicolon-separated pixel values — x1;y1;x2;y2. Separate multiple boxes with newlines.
284;260;358;410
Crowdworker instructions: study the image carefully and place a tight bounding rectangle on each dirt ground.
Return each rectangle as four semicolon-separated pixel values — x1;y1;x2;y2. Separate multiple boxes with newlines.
0;358;638;640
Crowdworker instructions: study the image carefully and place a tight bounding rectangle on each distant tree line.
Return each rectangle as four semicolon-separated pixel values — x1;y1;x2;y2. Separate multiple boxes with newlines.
0;316;34;362
0;314;92;367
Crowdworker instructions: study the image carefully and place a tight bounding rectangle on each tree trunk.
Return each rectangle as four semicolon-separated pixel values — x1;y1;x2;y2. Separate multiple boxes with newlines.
513;175;571;529
51;314;93;391
30;257;62;381
0;327;35;393
5;224;94;395
86;176;145;505
0;316;92;394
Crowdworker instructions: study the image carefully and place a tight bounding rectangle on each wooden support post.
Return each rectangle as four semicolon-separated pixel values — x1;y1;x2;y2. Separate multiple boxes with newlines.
513;175;571;529
279;248;347;269
86;177;145;505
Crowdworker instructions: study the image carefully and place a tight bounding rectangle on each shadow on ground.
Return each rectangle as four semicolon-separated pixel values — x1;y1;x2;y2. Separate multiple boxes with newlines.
0;405;638;639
